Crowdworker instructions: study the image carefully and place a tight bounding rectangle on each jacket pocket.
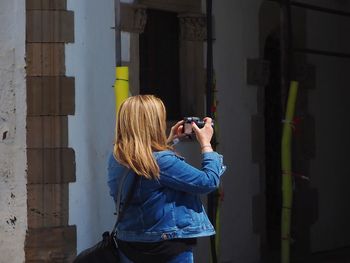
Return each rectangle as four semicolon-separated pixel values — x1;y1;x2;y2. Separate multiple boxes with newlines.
175;204;193;228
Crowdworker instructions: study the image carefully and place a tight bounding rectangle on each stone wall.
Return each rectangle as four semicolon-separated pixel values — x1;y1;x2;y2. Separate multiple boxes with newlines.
0;0;27;263
25;0;76;262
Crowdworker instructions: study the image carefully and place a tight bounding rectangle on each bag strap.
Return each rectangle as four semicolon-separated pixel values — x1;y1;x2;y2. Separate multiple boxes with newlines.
112;168;138;233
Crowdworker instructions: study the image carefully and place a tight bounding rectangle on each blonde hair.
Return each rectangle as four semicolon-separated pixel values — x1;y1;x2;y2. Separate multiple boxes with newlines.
113;95;171;179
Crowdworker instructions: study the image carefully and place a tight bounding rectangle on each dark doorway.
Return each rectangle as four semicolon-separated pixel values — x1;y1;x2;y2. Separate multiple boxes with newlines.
264;32;283;262
139;9;180;120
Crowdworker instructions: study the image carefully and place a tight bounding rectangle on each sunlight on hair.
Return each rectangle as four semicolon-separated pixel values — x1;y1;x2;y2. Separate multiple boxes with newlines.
113;95;171;179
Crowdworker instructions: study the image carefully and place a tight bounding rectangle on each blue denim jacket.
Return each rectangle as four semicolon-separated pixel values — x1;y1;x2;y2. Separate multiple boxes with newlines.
107;150;226;242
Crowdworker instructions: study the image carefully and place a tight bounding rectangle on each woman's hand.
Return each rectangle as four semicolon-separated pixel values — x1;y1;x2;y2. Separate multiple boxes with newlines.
167;120;186;144
192;117;214;153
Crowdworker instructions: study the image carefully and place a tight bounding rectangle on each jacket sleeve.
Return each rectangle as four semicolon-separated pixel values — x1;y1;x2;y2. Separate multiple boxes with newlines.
107;153;118;201
157;151;226;194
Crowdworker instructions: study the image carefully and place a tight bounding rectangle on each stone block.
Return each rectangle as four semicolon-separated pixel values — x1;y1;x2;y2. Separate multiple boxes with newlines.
27;184;69;228
27;116;68;148
27;148;75;184
27;77;75;116
26;43;65;76
25;225;76;262
27;10;74;43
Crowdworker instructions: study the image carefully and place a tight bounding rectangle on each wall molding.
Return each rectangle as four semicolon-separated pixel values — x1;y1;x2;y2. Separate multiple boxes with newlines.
25;1;76;262
120;4;147;33
178;13;207;41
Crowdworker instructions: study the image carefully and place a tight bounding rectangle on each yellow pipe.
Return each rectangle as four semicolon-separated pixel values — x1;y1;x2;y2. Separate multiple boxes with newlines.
114;66;129;115
281;81;299;263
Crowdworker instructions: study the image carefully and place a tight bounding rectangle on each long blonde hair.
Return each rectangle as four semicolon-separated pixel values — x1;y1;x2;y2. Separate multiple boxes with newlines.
113;95;171;179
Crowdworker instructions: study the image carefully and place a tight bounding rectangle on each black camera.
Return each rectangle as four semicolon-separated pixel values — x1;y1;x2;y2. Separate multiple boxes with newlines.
183;117;214;134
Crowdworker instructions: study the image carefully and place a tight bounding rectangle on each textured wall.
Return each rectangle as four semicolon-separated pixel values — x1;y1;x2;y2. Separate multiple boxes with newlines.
0;0;27;263
306;0;350;252
67;0;130;253
213;1;262;262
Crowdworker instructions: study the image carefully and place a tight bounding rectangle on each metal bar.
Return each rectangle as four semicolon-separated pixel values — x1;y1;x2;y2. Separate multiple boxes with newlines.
115;0;122;66
206;0;213;118
293;48;350;59
268;0;350;18
206;1;217;263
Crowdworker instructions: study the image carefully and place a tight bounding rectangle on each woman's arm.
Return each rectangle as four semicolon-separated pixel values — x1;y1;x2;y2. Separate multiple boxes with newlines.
158;151;226;194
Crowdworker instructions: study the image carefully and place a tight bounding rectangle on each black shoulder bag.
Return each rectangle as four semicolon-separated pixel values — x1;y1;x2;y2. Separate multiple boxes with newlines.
74;168;137;263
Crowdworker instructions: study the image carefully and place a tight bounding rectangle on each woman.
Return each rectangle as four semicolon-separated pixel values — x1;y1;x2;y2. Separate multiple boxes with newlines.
107;95;226;262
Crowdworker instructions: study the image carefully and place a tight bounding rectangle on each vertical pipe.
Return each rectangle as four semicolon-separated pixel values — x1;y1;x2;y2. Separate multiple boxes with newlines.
280;1;289;261
206;1;217;263
281;81;298;263
114;67;129;114
280;1;295;262
115;0;122;67
206;0;213;117
114;0;129;115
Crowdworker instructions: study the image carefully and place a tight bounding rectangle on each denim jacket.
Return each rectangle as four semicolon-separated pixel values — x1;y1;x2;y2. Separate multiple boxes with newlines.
107;150;226;242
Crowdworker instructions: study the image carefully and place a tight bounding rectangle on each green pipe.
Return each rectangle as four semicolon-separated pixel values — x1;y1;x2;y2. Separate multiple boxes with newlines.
215;189;221;259
281;81;299;263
